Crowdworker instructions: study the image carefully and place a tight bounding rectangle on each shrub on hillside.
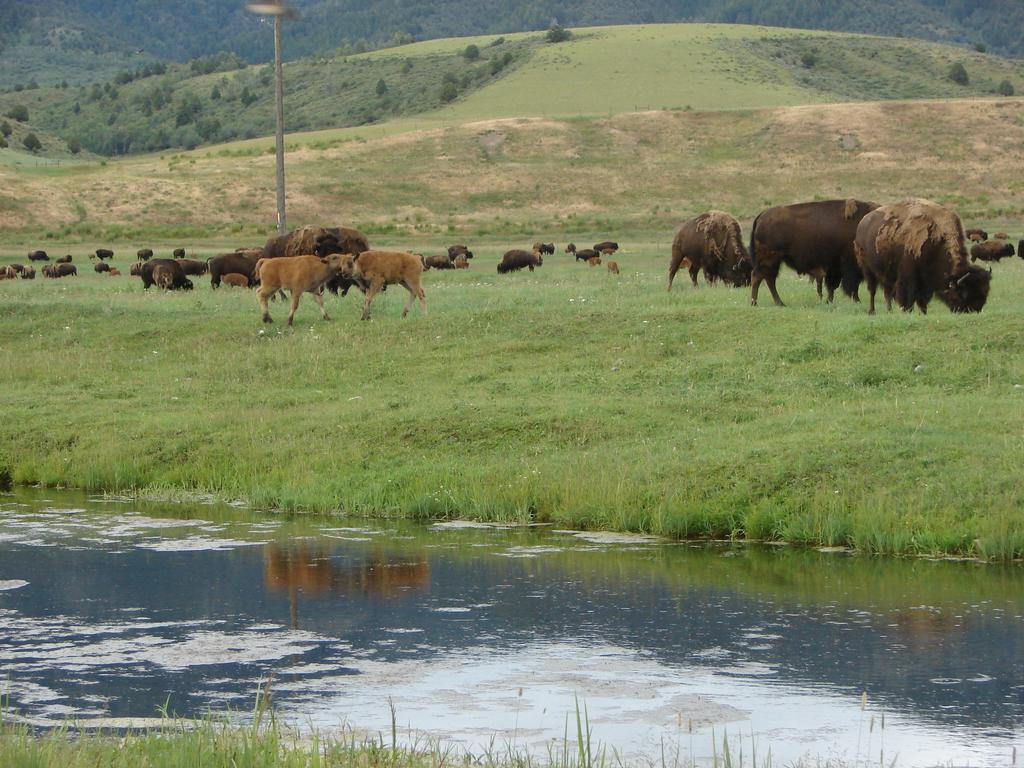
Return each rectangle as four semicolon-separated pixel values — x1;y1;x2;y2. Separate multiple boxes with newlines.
948;62;969;85
22;133;41;152
68;138;81;154
463;44;480;60
6;104;28;122
0;121;11;137
997;79;1014;96
546;24;571;43
440;82;458;102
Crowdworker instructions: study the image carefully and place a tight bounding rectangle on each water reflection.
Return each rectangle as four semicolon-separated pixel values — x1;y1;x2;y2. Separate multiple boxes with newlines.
0;489;1021;766
263;543;430;628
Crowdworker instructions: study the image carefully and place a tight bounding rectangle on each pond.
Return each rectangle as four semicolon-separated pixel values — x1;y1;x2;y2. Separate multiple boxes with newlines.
0;488;1021;765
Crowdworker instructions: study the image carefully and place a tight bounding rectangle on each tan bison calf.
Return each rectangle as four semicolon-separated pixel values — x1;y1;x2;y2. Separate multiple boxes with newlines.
454;255;469;269
607;260;620;275
108;268;121;276
337;250;426;321
255;253;345;325
221;273;251;288
588;256;602;266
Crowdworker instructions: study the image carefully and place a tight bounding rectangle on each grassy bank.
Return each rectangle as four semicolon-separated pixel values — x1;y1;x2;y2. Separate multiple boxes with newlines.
1;241;1022;560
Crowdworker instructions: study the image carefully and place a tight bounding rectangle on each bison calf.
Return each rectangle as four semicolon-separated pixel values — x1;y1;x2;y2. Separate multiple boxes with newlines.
607;260;620;275
221;273;251;288
337;250;426;321
255;253;345;325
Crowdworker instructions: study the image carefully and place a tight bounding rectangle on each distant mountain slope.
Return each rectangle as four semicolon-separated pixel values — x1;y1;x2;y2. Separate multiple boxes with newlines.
1;24;1021;158
0;0;1021;88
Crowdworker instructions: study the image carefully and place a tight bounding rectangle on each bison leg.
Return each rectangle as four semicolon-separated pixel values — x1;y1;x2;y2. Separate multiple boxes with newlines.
400;280;417;318
361;280;384;321
763;274;785;307
689;264;700;288
286;290;302;326
311;289;331;321
865;274;878;315
257;289;273;323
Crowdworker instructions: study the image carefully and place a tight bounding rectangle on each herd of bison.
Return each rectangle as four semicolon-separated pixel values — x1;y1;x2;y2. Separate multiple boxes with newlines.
3;197;1022;320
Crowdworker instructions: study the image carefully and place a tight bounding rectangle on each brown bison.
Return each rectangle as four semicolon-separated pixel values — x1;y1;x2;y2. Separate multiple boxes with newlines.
255;254;345;325
965;228;988;243
221;273;251;288
1019;240;1024;260
448;245;474;260
262;225;370;260
498;249;543;273
337;251;426;321
44;263;77;278
587;256;602;266
94;262;111;273
565;243;576;254
8;264;24;274
28;250;49;262
854;199;991;314
130;262;143;277
573;248;600;262
593;241;619;254
209;251;261;288
532;242;555;256
971;241;1015;262
56;254;72;264
668;210;752;291
1;266;15;280
750;198;878;306
108;267;121;276
136;248;154;261
137;258;192;290
454;255;469;269
423;254;455;270
176;258;209;276
21;266;36;279
172;248;186;259
95;248;114;260
994;232;1009;240
607;260;620;275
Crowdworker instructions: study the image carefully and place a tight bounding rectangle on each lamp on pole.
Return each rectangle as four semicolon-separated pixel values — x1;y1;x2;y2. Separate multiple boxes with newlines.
245;0;295;235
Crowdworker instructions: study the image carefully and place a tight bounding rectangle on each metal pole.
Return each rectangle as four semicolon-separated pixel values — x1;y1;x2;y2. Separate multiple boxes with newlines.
273;14;286;235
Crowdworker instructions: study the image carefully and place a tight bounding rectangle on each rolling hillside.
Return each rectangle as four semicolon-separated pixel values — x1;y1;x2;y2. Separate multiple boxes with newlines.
1;24;1022;158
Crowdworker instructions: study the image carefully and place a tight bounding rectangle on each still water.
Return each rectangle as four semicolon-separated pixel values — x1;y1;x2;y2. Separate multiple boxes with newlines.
0;489;1021;765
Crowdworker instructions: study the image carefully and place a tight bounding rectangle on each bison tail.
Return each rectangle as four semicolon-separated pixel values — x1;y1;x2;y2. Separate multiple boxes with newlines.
254;258;266;281
748;213;761;270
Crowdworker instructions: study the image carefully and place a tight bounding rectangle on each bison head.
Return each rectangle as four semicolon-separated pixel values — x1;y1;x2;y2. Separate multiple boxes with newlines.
130;263;143;277
182;278;194;291
942;265;991;313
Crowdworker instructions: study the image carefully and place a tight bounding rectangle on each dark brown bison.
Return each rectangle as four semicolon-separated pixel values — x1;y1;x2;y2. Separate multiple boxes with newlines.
498;249;543;273
971;241;1015;262
262;225;370;260
668;211;751;291
20;266;35;279
750;198;878;306
95;248;114;260
448;245;474;260
176;258;209;276
565;243;576;254
573;248;600;262
94;262;111;273
854;199;990;314
532;242;555;256
56;254;72;264
423;254;455;270
137;248;154;261
45;263;77;278
138;258;192;290
593;241;619;254
209;251;261;288
172;248;186;259
28;250;49;262
9;264;24;274
965;228;988;243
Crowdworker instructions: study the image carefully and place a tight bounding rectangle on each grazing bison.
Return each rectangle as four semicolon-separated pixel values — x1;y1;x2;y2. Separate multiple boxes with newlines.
573;248;600;262
56;254;72;264
994;232;1009;240
1;266;15;280
587;256;602;266
971;241;1015;262
9;264;24;274
454;255;469;269
565;243;576;255
130;262;143;277
965;229;988;243
95;249;114;260
46;263;77;278
176;258;209;276
21;266;35;279
255;254;346;325
262;225;370;260
750;198;878;306
497;249;543;273
607;260;620;274
172;248;186;259
209;251;261;288
854;198;990;314
136;248;154;261
28;250;49;262
594;241;619;254
532;242;555;256
337;251;426;321
668;211;752;291
94;262;111;273
137;258;191;290
423;254;455;270
221;273;251;288
448;245;474;260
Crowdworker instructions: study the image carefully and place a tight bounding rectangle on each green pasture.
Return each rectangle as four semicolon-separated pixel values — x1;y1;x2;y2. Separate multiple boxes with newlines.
1;239;1022;559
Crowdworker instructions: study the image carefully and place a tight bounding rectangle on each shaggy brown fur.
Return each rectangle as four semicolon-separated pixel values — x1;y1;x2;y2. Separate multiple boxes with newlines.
565;243;576;254
28;250;48;261
607;260;620;275
56;254;72;264
854;198;990;314
971;241;1016;262
255;254;346;325
669;210;751;291
209;251;261;288
994;232;1009;240
448;244;474;260
454;255;469;269
21;266;35;279
137;248;153;261
573;248;599;262
152;264;176;290
337;250;426;321
498;249;543;273
130;262;143;277
593;241;619;253
176;258;209;276
138;259;191;290
1;266;15;279
9;264;24;274
965;228;988;242
263;225;370;260
94;262;111;273
221;273;251;288
588;256;602;266
423;254;455;270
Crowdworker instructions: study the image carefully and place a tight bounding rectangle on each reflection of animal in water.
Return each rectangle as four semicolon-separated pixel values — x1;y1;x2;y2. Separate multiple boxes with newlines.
891;607;961;650
263;543;430;628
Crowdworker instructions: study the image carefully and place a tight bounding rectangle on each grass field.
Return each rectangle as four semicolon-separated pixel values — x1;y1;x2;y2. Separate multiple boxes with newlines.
2;236;1023;559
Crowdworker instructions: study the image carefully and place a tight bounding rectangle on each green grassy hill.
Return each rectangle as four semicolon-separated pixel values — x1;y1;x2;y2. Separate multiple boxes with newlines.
1;24;1021;158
